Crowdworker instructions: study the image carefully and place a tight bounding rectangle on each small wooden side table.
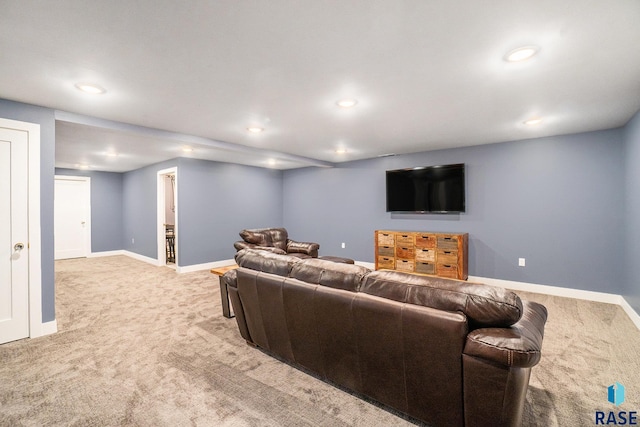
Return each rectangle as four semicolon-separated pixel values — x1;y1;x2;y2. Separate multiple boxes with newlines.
210;264;239;319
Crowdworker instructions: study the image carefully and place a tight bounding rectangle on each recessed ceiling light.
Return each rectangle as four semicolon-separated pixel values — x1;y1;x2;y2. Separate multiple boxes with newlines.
267;159;277;166
335;148;348;154
75;163;90;170
247;126;264;133
524;117;543;125
105;152;118;157
504;46;539;62
182;146;194;152
75;82;106;94
336;99;358;108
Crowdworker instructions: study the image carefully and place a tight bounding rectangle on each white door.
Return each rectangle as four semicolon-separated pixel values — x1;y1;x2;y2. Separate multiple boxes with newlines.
0;126;30;344
54;177;91;260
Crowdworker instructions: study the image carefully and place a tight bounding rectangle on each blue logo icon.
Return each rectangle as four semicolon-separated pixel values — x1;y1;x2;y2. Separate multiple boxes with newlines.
608;382;626;406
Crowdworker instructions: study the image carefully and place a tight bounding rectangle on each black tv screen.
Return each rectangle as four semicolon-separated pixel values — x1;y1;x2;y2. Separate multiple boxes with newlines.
386;163;465;213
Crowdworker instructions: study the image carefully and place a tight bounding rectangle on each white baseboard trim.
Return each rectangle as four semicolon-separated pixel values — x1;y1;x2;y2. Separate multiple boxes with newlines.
176;259;236;274
32;320;57;338
469;275;622;304
88;250;126;258
122;250;160;266
115;250;235;273
619;297;640;331
41;320;58;336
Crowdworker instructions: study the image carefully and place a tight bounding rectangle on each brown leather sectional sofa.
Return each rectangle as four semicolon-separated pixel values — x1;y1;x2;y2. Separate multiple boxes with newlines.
224;249;548;427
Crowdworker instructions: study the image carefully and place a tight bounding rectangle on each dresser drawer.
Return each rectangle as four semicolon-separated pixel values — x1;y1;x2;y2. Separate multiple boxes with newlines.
378;232;395;246
437;235;459;250
396;259;415;272
396;233;414;246
377;256;395;270
437;249;458;264
416;261;435;275
396;246;415;259
416;248;435;262
415;234;436;248
436;263;458;279
378;245;394;257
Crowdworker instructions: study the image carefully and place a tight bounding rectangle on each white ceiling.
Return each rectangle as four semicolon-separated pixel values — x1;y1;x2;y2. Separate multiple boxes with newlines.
1;1;639;172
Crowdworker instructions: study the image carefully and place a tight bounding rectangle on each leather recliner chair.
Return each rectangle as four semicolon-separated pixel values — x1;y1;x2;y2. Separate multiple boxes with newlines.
233;227;320;258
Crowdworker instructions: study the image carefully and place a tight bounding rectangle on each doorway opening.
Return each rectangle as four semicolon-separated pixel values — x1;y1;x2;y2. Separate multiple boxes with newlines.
157;167;177;268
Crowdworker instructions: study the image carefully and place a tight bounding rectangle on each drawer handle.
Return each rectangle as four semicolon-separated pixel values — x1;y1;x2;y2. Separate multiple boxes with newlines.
444;251;451;254
444;237;452;241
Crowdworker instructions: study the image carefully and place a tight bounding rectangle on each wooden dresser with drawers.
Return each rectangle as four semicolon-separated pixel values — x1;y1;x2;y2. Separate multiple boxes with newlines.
374;230;468;280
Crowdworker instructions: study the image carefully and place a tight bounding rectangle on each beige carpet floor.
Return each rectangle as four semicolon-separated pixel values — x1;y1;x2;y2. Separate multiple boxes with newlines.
1;255;639;426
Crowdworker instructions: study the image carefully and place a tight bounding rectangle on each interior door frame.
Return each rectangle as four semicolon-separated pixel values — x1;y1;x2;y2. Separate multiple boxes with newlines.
0;118;44;338
157;167;178;267
54;175;92;259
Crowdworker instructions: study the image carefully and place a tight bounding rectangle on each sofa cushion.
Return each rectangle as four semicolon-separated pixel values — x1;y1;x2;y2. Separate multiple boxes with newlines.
290;258;369;292
361;270;523;327
239;229;273;246
235;248;300;276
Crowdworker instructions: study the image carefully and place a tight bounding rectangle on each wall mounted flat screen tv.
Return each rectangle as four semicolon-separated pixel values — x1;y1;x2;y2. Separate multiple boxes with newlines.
386;163;465;213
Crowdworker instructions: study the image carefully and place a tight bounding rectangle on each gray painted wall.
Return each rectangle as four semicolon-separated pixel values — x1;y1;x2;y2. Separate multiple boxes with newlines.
122;157;283;266
177;158;283;265
55;168;124;252
283;128;626;294
0;99;56;322
624;110;640;312
122;160;177;259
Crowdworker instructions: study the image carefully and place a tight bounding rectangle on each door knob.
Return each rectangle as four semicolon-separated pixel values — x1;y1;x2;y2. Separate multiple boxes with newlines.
14;243;24;251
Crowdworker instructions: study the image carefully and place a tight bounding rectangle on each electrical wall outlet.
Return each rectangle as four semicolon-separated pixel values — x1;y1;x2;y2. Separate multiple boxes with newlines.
341;242;346;249
518;258;526;267
132;238;135;244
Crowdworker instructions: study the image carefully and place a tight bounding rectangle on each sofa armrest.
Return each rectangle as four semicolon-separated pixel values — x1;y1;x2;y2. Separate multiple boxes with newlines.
286;239;320;257
463;300;547;368
224;269;253;343
222;269;238;288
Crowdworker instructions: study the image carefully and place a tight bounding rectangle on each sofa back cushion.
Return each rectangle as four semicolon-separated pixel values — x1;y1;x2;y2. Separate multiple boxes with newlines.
361;270;523;327
235;248;300;276
289;258;369;292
